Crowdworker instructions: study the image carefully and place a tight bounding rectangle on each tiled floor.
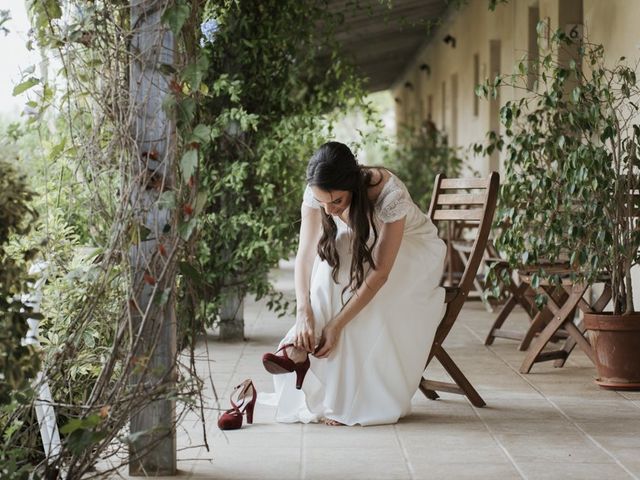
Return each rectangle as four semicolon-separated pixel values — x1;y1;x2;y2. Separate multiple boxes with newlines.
160;262;640;479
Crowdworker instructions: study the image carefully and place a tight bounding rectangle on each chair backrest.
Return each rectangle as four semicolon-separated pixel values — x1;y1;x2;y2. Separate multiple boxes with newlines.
427;172;500;344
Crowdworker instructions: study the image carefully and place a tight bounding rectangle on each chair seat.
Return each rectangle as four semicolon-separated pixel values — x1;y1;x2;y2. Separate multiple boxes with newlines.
485;257;508;267
451;240;474;254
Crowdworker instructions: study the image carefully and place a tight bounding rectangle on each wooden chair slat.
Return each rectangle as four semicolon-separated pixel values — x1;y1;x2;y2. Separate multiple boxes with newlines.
437;193;487;205
440;178;489;189
433;208;484;221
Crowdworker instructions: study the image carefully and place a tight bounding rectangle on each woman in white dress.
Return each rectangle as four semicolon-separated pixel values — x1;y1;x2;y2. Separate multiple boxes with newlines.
262;141;446;426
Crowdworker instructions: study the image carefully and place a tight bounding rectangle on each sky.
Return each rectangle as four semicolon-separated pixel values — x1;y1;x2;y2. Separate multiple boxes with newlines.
0;0;39;118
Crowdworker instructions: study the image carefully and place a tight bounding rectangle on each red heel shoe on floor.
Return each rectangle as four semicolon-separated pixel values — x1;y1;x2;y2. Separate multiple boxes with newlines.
217;379;257;430
262;343;310;390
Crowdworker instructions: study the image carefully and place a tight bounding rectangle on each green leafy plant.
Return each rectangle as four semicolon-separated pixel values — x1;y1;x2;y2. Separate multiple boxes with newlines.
386;121;463;210
172;0;371;329
4;0;377;475
0;160;40;405
0;160;42;480
477;32;640;314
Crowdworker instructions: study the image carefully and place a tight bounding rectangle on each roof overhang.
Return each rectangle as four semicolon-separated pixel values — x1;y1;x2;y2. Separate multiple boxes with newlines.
330;0;449;92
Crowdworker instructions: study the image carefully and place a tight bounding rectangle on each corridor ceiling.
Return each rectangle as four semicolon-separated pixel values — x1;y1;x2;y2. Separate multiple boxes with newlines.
330;0;449;92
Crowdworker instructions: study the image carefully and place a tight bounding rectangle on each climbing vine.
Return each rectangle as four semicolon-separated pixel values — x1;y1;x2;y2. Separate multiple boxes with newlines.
1;0;373;477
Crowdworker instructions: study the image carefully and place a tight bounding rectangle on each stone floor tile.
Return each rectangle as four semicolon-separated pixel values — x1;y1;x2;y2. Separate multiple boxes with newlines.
303;447;410;480
303;424;397;448
410;462;522;480
516;461;633;480
405;441;510;465
190;446;301;480
494;433;614;464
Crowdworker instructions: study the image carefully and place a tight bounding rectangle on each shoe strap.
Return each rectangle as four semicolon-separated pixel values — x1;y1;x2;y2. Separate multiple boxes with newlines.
223;407;242;417
231;379;256;411
276;343;295;360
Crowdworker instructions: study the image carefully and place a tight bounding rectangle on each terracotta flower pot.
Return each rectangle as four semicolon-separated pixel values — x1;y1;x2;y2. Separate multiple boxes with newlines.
584;312;640;390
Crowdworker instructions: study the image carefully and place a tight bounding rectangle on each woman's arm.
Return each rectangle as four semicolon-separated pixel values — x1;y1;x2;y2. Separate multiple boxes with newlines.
293;204;322;352
314;217;405;358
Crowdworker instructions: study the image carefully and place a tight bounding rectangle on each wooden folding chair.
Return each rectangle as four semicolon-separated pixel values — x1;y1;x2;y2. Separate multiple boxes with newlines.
484;261;539;346
518;268;612;374
419;172;500;408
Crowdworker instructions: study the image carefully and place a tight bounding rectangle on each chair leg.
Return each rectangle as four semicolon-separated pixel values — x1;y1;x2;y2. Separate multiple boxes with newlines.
419;383;440;401
519;286;568;351
553;309;580;368
435;345;486;407
519;306;552;351
553;284;611;367
484;294;518;345
560;319;596;365
519;287;585;374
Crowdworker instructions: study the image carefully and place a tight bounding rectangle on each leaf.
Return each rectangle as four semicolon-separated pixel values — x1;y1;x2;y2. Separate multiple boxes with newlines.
12;77;39;96
178;218;197;241
158;191;176;209
189;123;210;144
60;414;102;435
153;288;171;307
177;97;196;125
180;149;198;181
161;2;191;36
531;273;540;289
194;190;208;216
179;261;202;281
572;86;581;103
181;55;210;91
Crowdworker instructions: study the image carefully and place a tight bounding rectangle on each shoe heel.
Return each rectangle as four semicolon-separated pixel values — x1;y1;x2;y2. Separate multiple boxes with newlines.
295;361;310;390
246;397;256;424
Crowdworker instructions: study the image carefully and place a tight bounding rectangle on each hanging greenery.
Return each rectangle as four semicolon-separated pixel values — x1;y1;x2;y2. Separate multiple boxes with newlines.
2;0;373;477
173;0;371;330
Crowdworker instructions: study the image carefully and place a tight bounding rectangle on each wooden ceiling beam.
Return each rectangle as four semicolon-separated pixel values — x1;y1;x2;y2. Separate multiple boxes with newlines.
325;0;448;92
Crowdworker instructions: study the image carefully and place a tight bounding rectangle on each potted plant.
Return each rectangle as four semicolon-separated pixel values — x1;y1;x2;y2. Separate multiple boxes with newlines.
477;32;640;389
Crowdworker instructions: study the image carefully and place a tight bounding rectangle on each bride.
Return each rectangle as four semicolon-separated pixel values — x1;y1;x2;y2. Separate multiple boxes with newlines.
261;141;446;426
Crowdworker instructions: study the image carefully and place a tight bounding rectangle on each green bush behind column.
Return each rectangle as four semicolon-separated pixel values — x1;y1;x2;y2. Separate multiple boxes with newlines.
0;160;40;405
174;0;370;327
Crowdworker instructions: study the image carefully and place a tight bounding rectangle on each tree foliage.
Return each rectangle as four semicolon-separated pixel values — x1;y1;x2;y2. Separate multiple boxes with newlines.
172;0;370;326
2;0;374;476
0;161;40;404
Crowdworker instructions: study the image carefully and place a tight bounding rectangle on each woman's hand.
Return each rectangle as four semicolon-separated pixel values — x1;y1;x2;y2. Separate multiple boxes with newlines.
314;319;343;358
294;307;316;353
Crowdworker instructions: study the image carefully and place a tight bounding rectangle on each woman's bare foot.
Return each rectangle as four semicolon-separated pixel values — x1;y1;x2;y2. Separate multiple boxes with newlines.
281;345;308;363
323;417;344;426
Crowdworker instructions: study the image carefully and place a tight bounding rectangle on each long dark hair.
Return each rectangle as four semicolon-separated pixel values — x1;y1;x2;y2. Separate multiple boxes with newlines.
306;141;381;295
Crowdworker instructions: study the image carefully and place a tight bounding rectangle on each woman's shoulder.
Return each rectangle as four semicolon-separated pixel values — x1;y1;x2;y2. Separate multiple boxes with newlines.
367;167;394;204
370;169;414;223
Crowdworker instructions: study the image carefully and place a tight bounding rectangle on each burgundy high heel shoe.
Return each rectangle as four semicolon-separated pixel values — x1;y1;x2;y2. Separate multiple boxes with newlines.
217;379;257;430
262;343;310;390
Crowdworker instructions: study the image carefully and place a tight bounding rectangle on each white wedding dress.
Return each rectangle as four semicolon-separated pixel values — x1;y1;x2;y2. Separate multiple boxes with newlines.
260;173;446;426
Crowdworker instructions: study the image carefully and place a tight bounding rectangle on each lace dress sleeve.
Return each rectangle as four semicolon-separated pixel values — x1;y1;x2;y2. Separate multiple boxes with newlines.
302;184;321;209
377;179;413;223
